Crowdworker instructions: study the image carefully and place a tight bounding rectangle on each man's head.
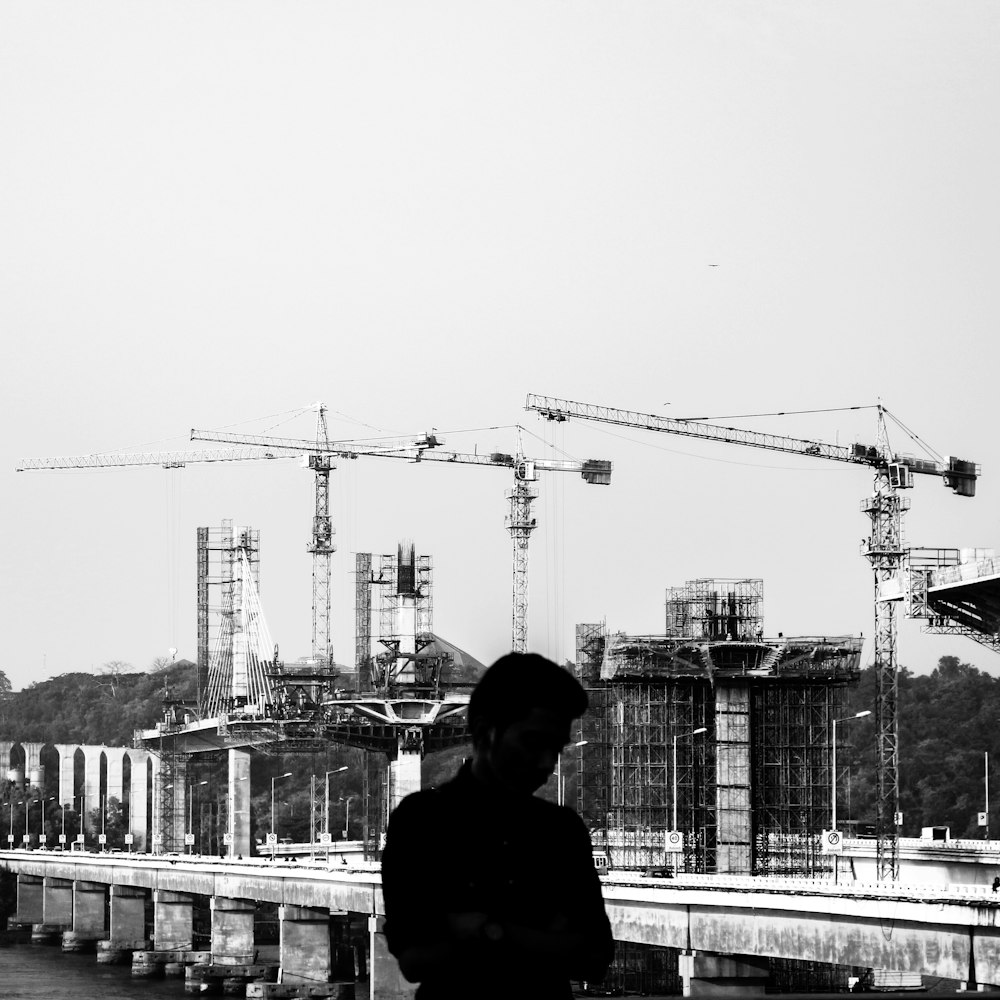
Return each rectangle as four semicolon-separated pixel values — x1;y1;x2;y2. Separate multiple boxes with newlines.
468;652;588;796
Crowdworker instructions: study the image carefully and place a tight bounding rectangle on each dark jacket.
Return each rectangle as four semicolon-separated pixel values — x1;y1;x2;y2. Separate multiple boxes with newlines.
381;761;614;999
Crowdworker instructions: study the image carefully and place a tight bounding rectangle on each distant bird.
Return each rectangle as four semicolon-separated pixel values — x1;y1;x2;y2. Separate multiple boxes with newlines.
708;264;719;267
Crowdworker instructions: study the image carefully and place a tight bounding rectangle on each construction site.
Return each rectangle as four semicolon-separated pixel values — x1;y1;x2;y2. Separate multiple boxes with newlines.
575;578;863;877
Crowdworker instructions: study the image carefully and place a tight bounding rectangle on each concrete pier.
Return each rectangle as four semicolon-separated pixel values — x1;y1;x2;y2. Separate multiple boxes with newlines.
15;874;43;925
42;876;73;930
61;879;108;950
211;895;256;966
279;904;330;986
369;915;416;1000
97;883;149;963
154;889;194;951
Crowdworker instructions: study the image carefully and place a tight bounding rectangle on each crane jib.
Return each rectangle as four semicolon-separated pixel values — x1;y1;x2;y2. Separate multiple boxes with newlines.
525;394;977;496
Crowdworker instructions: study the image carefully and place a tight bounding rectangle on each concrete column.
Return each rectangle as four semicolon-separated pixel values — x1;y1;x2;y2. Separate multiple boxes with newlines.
679;952;769;996
389;749;422;814
63;880;108;951
127;750;150;851
42;876;73;928
228;749;251;858
714;680;752;874
279;905;330;985
83;747;103;833
211;897;255;965
109;885;147;946
105;747;126;804
153;890;194;951
369;915;417;1000
15;874;43;925
23;742;44;784
54;744;78;808
0;741;12;774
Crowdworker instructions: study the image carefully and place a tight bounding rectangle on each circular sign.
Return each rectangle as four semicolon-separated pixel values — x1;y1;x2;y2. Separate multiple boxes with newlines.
223;832;233;845
184;833;195;846
265;833;278;845
827;831;841;846
58;834;67;844
666;831;683;848
124;833;134;845
98;833;107;845
76;833;85;843
319;833;332;845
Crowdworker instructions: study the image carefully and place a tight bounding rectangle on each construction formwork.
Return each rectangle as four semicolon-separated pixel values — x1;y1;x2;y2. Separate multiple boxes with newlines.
577;598;861;877
666;578;763;641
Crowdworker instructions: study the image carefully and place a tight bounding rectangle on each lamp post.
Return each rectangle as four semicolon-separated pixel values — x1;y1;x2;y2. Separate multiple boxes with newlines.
189;780;208;855
672;727;707;871
324;766;349;838
340;794;358;840
831;711;872;831
557;741;588;807
271;772;293;856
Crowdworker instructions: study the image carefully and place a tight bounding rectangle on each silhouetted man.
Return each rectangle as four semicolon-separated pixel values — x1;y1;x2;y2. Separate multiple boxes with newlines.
381;652;614;1000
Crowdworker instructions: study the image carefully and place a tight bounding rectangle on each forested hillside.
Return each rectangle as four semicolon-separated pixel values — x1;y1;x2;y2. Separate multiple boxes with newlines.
843;654;1000;839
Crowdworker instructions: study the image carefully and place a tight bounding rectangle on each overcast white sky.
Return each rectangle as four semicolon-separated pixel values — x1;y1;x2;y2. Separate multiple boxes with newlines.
2;2;998;693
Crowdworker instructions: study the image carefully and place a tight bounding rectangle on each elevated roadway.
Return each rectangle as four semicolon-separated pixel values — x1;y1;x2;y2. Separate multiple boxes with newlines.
4;850;1000;991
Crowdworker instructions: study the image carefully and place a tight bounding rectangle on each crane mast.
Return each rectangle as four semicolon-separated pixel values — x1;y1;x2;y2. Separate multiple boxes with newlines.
308;405;336;670
526;393;977;881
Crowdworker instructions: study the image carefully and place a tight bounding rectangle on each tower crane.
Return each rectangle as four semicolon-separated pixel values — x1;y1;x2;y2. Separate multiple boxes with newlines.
17;417;437;688
190;424;613;652
524;393;978;881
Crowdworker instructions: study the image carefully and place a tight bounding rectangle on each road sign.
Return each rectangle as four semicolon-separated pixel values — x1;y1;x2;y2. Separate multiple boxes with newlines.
223;832;233;845
184;833;195;846
22;834;30;844
319;833;332;846
665;830;683;849
5;835;12;845
124;833;134;845
265;833;278;845
58;834;66;845
76;833;85;844
820;830;844;854
979;812;989;826
98;833;107;845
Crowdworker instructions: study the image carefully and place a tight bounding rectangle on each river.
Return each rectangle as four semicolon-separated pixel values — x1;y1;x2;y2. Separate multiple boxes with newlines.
0;940;193;1000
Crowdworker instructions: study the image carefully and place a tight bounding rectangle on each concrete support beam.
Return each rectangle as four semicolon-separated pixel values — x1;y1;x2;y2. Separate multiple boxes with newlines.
369;915;417;1000
83;748;102;833
105;747;126;805
679;951;770;997
228;749;251;859
15;874;43;925
279;904;330;986
42;876;73;928
109;884;147;946
153;889;194;951
23;742;44;787
211;896;256;966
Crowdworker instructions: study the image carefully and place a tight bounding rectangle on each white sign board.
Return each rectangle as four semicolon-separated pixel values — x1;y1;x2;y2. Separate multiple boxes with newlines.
124;833;134;845
265;833;277;845
76;833;85;844
98;833;107;845
223;832;233;845
184;833;195;846
22;834;30;844
58;834;66;845
5;835;12;845
979;812;989;826
319;833;332;846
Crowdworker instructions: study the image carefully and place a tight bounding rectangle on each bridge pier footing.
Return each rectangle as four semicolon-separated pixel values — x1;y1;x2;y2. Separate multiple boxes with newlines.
154;889;194;950
679;951;770;996
212;896;256;966
62;879;109;951
42;876;73;931
14;874;43;926
279;904;331;986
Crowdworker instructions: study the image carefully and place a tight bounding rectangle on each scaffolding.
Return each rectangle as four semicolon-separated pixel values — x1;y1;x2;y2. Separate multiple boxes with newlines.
666;578;764;641
577;581;862;877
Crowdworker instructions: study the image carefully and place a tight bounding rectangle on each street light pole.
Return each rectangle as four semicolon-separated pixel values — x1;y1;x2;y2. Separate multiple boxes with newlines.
672;727;707;872
831;711;872;831
557;741;588;807
271;772;293;856
324;766;348;837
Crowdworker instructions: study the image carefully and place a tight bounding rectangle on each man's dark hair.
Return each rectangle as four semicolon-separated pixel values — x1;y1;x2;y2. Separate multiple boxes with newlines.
468;652;588;736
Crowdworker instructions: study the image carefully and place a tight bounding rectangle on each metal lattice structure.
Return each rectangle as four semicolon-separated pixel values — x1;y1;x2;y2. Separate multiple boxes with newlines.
575;581;861;877
528;393;977;879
